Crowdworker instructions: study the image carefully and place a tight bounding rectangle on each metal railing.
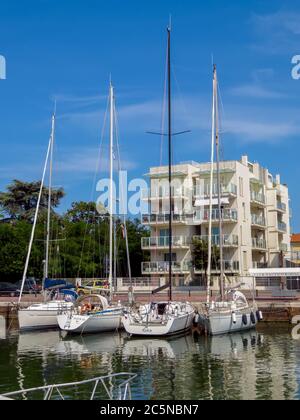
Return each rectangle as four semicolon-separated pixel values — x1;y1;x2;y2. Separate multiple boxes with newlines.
141;214;187;225
141;186;189;200
142;261;191;274
193;234;239;247
277;202;287;212
252;238;267;249
194;183;237;198
195;260;240;273
251;214;266;227
0;373;137;401
195;208;238;223
141;236;190;249
278;222;287;232
250;191;266;204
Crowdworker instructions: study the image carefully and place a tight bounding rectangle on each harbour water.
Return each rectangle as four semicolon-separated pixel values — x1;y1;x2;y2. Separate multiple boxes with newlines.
0;324;300;400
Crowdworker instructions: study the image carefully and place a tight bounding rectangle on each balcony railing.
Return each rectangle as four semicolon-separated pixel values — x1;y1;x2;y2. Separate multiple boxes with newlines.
141;187;189;200
195;209;238;223
141;236;190;249
195;260;240;273
194;183;237;198
250;191;266;205
277;202;287;212
142;261;191;274
252;262;268;269
280;243;288;252
193;234;239;247
278;222;287;233
251;214;266;227
252;238;267;249
142;214;187;225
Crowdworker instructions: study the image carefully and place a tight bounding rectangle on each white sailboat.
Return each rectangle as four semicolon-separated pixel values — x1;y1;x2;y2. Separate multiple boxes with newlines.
199;65;262;336
122;26;195;337
57;82;125;334
18;112;75;331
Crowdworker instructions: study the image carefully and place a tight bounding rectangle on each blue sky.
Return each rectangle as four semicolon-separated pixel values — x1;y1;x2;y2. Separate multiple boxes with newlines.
0;0;299;230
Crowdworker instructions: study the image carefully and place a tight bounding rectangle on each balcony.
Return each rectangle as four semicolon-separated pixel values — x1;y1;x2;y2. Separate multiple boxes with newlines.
277;202;287;213
195;208;238;224
194;183;237;198
193;234;239;247
142;261;191;275
250;191;266;206
280;243;288;252
252;238;267;250
278;222;287;233
141;236;190;250
141;186;189;201
142;214;187;226
251;214;266;228
194;260;240;274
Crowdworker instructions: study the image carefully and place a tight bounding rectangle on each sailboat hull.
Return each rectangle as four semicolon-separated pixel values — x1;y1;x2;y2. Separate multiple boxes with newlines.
122;308;195;337
57;308;123;334
200;308;258;336
18;302;74;331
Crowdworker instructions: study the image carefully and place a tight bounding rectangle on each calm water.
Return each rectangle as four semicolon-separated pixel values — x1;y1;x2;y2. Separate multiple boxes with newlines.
0;322;300;400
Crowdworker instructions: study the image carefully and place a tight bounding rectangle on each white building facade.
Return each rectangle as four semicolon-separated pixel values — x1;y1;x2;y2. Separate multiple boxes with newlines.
141;155;291;290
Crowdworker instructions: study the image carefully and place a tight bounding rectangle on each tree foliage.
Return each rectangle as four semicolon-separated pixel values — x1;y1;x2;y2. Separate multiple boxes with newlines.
0;180;149;282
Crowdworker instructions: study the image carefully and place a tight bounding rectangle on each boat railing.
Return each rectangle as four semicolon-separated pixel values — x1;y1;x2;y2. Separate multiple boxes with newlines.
0;373;138;400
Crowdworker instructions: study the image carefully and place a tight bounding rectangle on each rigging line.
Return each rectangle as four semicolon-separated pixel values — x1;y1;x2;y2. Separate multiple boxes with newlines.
160;36;169;166
114;102;132;281
217;79;226;162
77;91;110;278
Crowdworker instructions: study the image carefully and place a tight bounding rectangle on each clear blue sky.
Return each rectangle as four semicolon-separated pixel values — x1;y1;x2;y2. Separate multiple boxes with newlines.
0;0;299;230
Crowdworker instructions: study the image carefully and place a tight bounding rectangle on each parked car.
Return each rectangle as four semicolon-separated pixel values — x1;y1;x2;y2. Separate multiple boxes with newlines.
76;279;110;296
0;282;20;297
16;278;42;295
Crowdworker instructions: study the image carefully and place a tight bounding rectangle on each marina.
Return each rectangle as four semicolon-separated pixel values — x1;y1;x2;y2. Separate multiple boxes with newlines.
0;325;300;400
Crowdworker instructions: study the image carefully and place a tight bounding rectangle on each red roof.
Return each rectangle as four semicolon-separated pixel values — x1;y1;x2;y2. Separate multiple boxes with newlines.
291;234;300;243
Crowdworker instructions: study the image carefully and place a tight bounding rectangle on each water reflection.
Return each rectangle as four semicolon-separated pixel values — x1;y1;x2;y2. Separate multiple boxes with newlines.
0;326;299;400
0;317;6;340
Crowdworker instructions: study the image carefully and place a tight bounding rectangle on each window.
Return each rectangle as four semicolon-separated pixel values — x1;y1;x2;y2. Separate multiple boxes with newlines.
164;253;177;262
243;203;246;222
239;177;244;197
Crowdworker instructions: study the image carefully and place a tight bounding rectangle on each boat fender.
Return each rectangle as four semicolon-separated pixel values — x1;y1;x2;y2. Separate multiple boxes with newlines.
242;314;248;326
232;311;237;324
256;311;263;322
250;312;256;325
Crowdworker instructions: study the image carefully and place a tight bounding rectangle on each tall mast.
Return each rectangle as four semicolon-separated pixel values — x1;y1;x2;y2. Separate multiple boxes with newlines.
214;65;225;301
206;66;216;304
167;26;173;302
45;112;55;280
19;134;53;304
109;82;114;299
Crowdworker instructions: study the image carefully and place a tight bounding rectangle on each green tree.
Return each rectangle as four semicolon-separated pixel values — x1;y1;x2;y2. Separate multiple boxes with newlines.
192;238;220;277
0;179;65;222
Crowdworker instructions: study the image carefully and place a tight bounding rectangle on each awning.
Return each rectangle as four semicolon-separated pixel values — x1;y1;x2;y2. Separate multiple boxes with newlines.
249;268;300;278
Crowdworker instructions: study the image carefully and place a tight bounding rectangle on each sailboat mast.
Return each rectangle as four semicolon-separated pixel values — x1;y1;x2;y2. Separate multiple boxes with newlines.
167;26;173;302
109;82;114;299
214;65;225;301
45;113;55;280
206;67;216;304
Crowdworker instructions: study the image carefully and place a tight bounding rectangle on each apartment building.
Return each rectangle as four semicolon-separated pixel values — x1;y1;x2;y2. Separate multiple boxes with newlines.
141;155;291;289
291;234;300;265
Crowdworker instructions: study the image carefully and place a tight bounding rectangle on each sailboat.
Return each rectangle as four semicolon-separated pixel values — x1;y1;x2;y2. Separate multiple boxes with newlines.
57;82;125;334
18;112;75;331
122;26;195;337
199;65;262;336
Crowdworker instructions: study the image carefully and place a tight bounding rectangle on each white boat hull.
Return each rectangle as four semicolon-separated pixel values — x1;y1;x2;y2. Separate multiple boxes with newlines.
122;305;195;337
200;309;258;336
18;302;74;331
57;308;123;334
